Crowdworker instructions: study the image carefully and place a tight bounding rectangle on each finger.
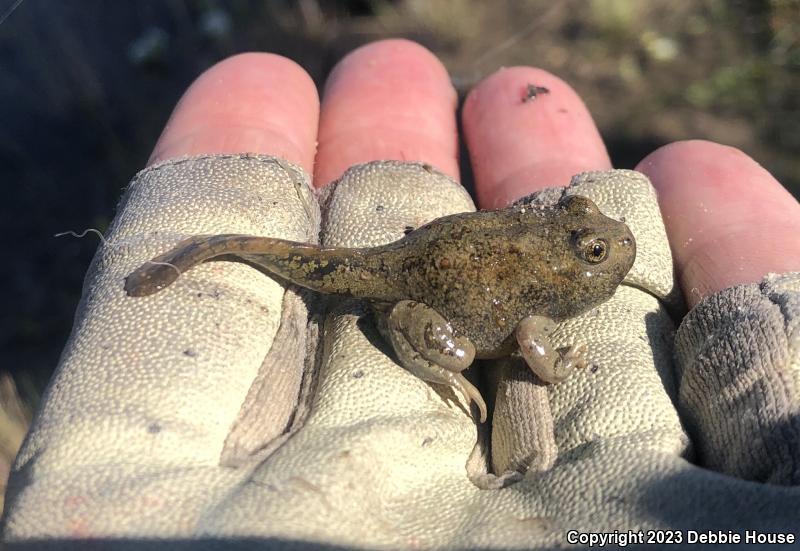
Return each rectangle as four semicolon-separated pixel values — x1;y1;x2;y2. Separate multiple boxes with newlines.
314;39;459;186
463;67;611;209
637;140;800;307
148;52;319;173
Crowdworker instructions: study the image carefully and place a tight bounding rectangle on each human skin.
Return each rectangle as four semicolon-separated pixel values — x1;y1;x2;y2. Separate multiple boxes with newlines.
149;38;800;313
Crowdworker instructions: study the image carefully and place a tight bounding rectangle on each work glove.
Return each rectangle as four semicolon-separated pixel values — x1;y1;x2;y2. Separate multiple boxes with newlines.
3;155;798;549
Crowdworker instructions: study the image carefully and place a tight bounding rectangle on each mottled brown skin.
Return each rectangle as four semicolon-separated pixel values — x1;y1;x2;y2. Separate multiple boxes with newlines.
126;195;635;421
376;196;635;358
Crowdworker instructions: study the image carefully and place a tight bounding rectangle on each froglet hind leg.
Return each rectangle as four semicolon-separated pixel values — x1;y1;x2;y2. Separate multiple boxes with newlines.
376;300;486;422
515;315;589;384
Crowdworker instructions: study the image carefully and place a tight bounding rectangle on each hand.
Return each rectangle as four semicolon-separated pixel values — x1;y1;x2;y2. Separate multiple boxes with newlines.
4;39;800;547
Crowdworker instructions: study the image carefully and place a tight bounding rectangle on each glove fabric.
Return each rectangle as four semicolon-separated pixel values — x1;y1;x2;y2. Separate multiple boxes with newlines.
3;155;799;549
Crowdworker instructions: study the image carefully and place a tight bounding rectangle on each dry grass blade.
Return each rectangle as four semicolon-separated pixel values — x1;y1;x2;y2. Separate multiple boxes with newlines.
0;372;32;514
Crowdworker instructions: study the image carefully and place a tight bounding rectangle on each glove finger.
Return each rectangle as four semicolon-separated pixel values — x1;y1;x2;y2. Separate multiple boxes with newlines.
642;141;800;483
491;170;688;475
4;155;320;535
315;161;477;420
204;162;487;541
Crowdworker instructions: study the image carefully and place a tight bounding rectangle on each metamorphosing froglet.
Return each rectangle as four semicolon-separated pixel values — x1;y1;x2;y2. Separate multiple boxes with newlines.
125;195;636;422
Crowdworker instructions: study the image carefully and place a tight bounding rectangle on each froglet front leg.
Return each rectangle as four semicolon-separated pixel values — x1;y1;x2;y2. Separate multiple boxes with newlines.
375;300;486;422
515;315;589;384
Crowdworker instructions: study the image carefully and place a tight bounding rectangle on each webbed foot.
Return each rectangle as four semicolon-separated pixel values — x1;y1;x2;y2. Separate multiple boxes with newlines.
378;300;486;422
515;315;589;384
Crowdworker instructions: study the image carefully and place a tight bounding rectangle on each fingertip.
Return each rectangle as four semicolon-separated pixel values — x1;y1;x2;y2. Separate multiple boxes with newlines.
463;67;610;208
315;39;459;186
323;38;452;98
149;52;320;173
638;140;800;306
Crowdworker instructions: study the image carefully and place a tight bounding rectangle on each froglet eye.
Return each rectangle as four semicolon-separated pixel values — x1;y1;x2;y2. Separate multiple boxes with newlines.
582;238;608;264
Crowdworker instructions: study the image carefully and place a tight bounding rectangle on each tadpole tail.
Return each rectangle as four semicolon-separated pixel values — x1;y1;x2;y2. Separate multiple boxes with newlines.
125;235;260;297
125;234;403;299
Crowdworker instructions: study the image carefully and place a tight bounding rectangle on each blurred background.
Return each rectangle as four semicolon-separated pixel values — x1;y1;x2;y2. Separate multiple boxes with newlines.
1;0;798;511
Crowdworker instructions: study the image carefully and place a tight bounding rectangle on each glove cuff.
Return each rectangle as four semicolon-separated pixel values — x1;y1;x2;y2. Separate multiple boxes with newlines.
675;272;800;484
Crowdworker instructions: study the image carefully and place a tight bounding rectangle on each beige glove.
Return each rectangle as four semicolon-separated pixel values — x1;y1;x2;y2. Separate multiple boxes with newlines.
3;155;799;548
